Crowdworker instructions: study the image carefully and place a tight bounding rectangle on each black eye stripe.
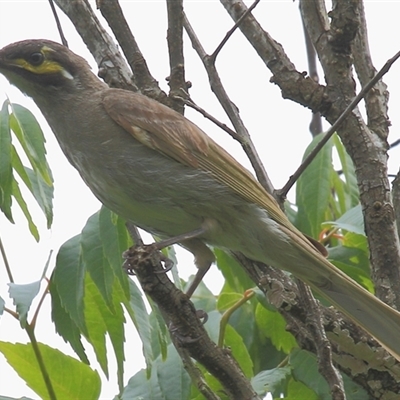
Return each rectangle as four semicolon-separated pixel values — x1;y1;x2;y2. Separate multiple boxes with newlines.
28;52;44;66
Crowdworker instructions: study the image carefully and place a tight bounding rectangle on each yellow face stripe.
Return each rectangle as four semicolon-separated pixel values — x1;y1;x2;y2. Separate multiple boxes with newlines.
13;58;64;75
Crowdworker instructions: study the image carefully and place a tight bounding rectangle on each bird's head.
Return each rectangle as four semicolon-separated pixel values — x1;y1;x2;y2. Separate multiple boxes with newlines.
0;39;100;99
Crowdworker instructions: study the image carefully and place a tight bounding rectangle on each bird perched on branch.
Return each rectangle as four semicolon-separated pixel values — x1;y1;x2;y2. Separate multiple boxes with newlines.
1;39;399;360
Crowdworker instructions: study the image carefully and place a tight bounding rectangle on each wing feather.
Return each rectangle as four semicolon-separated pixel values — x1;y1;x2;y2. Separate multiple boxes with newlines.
102;89;323;254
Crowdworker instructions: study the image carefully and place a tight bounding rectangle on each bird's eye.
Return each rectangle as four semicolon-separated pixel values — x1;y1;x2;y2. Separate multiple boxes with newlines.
28;52;44;66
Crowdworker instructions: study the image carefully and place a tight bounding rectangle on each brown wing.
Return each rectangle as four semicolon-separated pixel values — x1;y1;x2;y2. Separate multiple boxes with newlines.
102;89;324;254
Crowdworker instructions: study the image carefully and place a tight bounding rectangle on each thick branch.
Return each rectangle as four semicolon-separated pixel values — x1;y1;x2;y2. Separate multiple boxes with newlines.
97;0;166;102
300;0;400;308
53;0;136;91
124;245;260;400
235;254;400;398
166;0;187;114
351;1;390;141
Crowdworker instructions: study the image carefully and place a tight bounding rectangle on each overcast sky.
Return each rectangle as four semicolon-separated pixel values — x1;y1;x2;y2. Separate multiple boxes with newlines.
1;1;400;399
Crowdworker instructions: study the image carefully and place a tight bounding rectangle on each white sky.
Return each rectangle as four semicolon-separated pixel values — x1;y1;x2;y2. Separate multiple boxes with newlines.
0;1;400;399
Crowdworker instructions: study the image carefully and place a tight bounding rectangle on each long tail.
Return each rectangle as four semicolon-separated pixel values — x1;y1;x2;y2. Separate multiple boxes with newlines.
291;236;400;360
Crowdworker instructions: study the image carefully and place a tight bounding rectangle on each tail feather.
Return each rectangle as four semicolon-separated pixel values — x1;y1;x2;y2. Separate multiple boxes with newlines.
298;242;400;360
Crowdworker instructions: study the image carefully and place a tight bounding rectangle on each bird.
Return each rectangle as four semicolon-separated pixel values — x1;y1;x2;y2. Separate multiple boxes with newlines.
0;39;399;360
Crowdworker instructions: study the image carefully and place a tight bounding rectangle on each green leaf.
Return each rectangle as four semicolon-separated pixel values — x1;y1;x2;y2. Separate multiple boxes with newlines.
122;344;190;400
84;272;126;384
296;133;333;238
50;279;89;364
0;295;5;315
157;345;191;400
333;134;359;207
51;235;86;334
290;348;368;400
255;304;297;354
8;280;41;328
126;279;154;373
0;99;13;221
10;177;39;241
149;300;170;361
186;279;216;313
24;166;53;228
99;207;130;297
290;349;331;399
81;211;115;310
251;366;291;396
286;377;318;400
0;341;101;400
224;324;253;378
9;103;52;185
323;204;364;235
217;292;243;311
214;249;253;293
122;368;165;400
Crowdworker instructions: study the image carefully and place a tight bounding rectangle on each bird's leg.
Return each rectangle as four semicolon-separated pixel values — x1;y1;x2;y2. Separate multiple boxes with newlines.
180;238;215;298
154;223;216;297
125;220;216;297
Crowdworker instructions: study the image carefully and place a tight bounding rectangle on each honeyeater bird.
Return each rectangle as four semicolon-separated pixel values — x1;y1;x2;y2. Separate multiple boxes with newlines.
1;39;400;359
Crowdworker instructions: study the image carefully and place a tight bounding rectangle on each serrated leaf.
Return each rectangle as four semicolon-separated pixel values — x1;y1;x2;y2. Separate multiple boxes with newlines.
122;367;165;400
50;279;89;364
290;349;331;399
24;167;53;228
126;279;154;372
51;234;86;334
99;207;130;297
157;345;191;400
81;211;114;310
122;344;190;400
9;103;52;185
0;341;101;400
224;324;253;378
8;280;41;327
286;377;318;400
149;300;169;361
296;133;333;238
10;177;39;241
255;304;297;354
323;204;364;235
84;275;125;377
0;99;13;221
251;366;291;396
0;295;5;315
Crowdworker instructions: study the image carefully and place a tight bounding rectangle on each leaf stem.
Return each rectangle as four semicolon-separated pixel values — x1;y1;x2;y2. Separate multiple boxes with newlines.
25;323;58;400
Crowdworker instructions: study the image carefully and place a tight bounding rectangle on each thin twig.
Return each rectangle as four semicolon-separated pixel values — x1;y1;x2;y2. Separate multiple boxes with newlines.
210;0;260;62
389;138;400;149
0;235;13;283
300;7;322;137
296;279;345;400
166;0;186;114
48;0;68;47
183;12;274;194
278;50;400;199
183;97;242;142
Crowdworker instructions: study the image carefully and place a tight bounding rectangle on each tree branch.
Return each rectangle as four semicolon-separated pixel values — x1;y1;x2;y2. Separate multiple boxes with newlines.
166;0;187;113
123;245;261;400
96;0;167;102
183;11;274;195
